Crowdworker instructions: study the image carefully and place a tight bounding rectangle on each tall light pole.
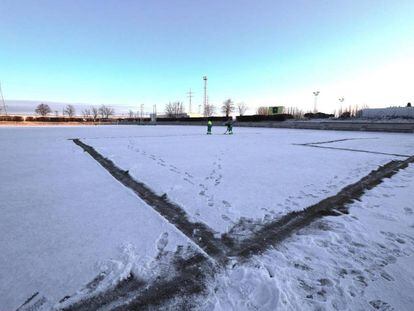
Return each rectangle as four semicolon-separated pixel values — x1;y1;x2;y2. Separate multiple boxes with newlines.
203;76;208;115
313;91;320;113
338;97;344;117
140;104;144;123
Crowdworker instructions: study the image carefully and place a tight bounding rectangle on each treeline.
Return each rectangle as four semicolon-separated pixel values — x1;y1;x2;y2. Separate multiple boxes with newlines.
34;103;116;119
157;116;229;122
0;115;117;122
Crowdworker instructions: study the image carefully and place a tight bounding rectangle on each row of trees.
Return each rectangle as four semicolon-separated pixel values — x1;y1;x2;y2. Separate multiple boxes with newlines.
164;99;248;118
34;103;115;119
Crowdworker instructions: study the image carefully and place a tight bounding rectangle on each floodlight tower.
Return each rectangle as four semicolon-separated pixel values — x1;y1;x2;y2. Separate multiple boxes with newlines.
338;97;345;117
203;76;208;113
0;82;8;115
313;90;320;113
140;104;144;122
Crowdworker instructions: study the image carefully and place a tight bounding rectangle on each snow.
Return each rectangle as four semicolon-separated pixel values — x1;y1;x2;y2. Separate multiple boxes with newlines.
320;133;414;156
204;164;414;310
84;126;413;233
0;126;189;310
1;125;413;310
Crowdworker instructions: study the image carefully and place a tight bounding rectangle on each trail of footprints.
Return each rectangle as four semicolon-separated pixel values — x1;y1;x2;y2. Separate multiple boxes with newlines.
127;141;233;222
279;164;372;214
286;216;414;310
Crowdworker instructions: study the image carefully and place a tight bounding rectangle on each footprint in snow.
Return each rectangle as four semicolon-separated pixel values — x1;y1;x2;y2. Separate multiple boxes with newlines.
369;300;394;310
221;214;231;221
184;172;193;178
380;271;395;282
403;207;413;215
156;232;169;252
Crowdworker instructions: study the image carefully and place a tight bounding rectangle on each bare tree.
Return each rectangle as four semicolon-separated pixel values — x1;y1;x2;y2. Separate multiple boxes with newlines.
257;106;269;115
165;102;185;118
91;106;99;121
237;102;248;116
99;105;115;119
203;104;216;117
35;103;52;116
221;99;235;117
63;105;76;117
285;107;304;119
128;110;134;118
82;108;91;118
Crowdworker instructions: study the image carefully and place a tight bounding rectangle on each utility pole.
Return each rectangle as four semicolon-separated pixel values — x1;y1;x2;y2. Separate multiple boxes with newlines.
187;89;194;114
313;90;320;113
0;82;8;115
203;76;208;115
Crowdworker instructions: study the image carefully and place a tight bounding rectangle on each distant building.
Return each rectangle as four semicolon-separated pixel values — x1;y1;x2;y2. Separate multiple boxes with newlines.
361;107;414;119
187;112;203;118
157;113;189;118
268;106;285;115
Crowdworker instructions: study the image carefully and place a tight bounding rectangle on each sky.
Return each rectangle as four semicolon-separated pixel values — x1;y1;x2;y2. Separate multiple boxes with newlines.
0;0;414;114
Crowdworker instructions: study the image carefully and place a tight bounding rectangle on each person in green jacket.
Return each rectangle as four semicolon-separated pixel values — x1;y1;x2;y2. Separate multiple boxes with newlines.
207;120;213;135
224;118;233;135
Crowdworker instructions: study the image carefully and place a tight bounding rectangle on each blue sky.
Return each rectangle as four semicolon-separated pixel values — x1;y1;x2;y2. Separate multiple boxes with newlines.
1;0;413;114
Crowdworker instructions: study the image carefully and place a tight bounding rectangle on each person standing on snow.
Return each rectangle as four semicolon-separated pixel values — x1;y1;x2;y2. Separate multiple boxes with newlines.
207;120;213;135
224;118;233;135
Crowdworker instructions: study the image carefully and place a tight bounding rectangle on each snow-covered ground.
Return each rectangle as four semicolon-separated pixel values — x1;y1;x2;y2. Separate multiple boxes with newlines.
0;126;190;310
84;127;412;233
1;125;413;310
205;164;414;310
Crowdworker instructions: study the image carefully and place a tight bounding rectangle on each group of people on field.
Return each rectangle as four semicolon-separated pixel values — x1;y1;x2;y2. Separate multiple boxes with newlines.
207;119;233;135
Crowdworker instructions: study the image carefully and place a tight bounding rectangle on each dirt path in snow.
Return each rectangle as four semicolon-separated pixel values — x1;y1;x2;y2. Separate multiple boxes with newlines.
60;138;414;310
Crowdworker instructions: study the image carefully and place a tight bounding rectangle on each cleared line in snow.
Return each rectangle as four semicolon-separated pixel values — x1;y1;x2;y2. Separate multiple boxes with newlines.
294;137;410;158
228;155;414;259
296;144;410;158
15;292;41;311
300;137;379;145
60;138;414;310
72;139;229;263
58;250;215;311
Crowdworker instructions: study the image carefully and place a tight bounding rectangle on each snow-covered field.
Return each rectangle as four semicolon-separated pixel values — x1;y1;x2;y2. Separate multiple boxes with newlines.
205;164;414;310
84;127;407;234
1;125;413;310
